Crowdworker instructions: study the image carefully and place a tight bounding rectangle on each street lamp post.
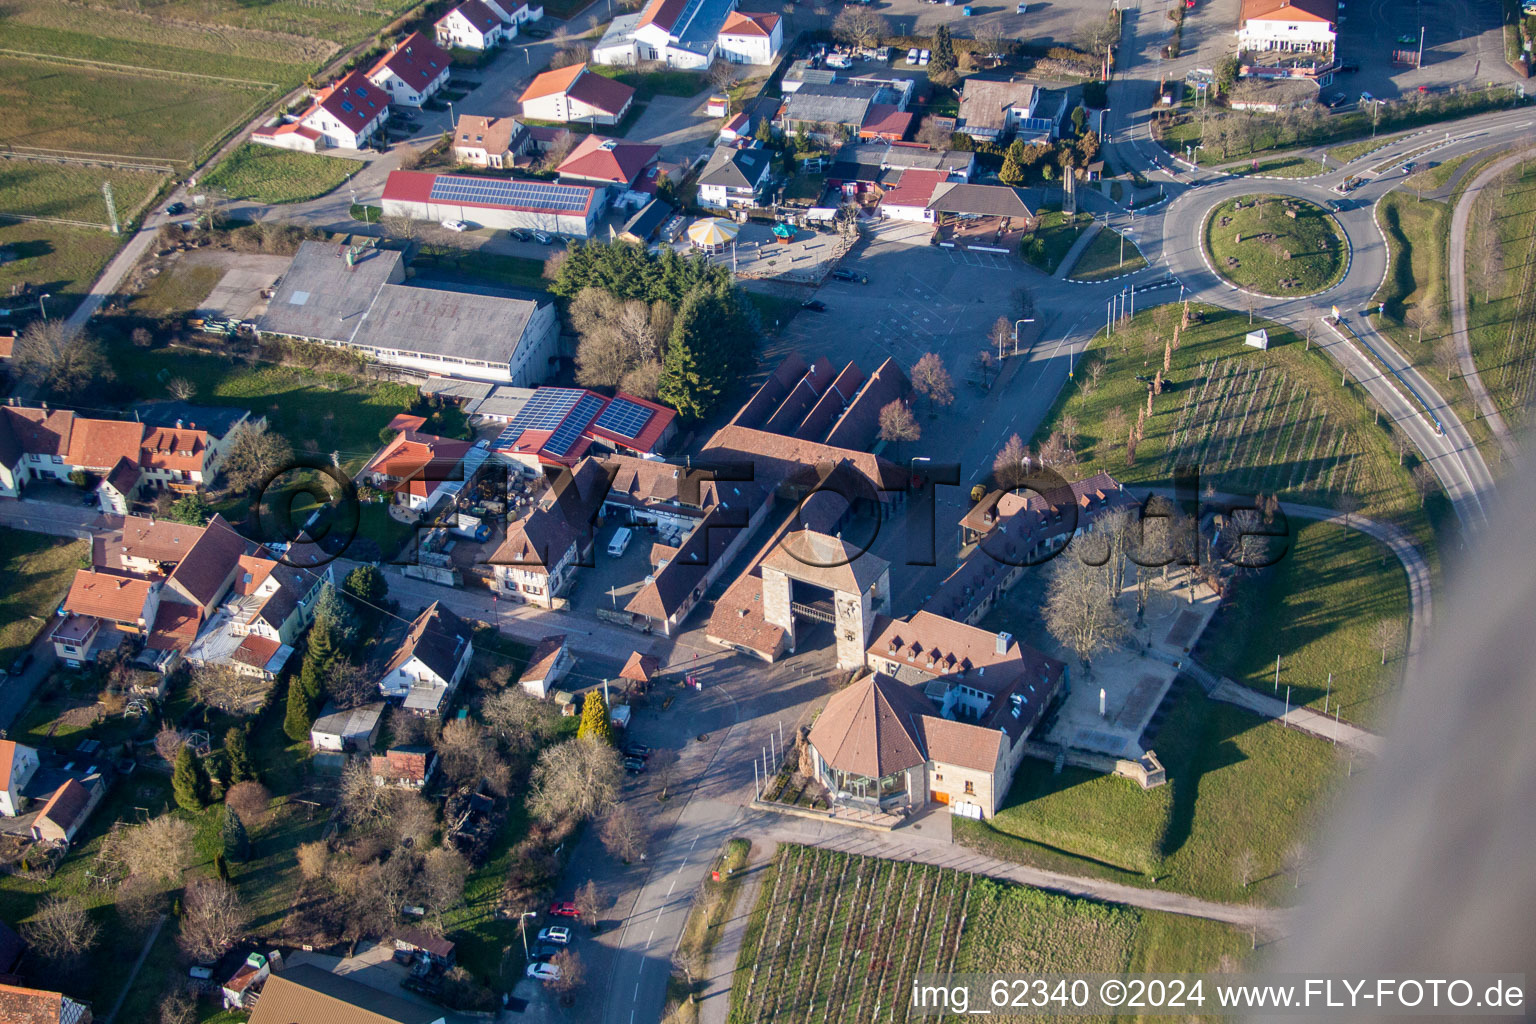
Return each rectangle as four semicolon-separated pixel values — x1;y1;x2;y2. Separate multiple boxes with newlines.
519;910;538;960
38;293;50;321
1013;317;1035;355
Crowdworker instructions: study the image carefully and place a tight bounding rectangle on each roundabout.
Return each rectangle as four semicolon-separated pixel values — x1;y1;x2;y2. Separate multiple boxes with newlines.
1200;195;1348;298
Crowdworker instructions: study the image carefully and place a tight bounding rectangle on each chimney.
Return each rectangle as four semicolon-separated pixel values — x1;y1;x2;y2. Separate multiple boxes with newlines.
175;419;183;429
996;630;1012;655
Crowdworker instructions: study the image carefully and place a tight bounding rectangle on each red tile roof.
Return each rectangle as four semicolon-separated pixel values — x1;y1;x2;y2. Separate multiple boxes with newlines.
64;416;144;471
520;635;568;681
881;168;953;208
166;514;246;607
362;430;475;501
1241;0;1335;22
35;778;94;839
557;135;660;186
860;104;915;140
371;746;435;783
367;31;450;91
520;62;587;103
721;10;779;35
620;650;660;682
146;600;201;651
234;634;284;670
4;407;73;456
637;0;689;32
64;569;154;624
140;425;208;472
311;68;389;136
443;0;504;33
564;68;636;117
105;455;141;495
0;982;84;1024
809;673;931;778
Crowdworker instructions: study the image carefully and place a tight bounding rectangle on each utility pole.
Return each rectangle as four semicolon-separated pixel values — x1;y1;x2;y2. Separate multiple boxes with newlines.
1417;25;1425;71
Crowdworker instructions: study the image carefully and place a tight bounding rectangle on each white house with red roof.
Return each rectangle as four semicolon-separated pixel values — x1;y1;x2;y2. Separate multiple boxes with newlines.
716;11;782;64
436;0;509;50
482;0;544;25
1237;0;1336;51
382;169;600;238
366;32;452;107
518;63;635;125
878;168;955;223
556;135;661;195
256;68;391;151
359;428;478;512
490;388;677;472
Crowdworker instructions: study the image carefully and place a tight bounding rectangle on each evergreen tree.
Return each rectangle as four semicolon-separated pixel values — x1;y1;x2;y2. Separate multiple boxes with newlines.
225;726;258;785
222;808;251;862
928;25;957;81
999;139;1027;186
172;746;209;812
283;674;314;743
577;691;616;746
168;492;212;526
1071;104;1088;136
214;852;230;882
344;565;388;605
658;289;727;420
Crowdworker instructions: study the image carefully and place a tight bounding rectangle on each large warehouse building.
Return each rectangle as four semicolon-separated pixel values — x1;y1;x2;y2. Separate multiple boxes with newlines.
381;171;600;237
256;241;561;386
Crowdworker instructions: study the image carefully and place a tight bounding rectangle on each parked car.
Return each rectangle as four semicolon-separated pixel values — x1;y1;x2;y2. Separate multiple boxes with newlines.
441;219;468;232
830;267;868;284
548;900;580;918
1324;93;1347;108
166;201;186;215
8;651;32;677
919;49;931;65
526;962;561;982
623;744;651;760
1359;91;1375;103
532;231;553;244
509;228;531;242
624;756;647;774
538;926;572;945
1015;1;1027;10
906;47;920;64
801;299;827;312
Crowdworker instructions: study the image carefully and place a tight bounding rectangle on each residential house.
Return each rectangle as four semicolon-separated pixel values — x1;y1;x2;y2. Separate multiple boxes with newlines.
394;930;455;967
623;495;769;638
593;0;781;68
0;983;93;1024
371;746;437;789
955;78;1049;141
258;241;563;382
488;459;612;606
518;635;573;698
716;11;782;64
1237;0;1337;51
452;115;530;168
518;64;635;126
482;0;545;26
0;741;40;817
58;570;161;651
249;963;445;1024
696;144;771;210
435;0;508;50
310;702;386;752
366;32;452;107
299;69;391;150
30;775;106;845
358;430;477;513
556;136;661;196
378;602;475;716
490;389;676;471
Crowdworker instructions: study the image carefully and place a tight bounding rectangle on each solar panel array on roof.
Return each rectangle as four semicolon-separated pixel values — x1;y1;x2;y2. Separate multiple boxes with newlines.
593;396;655;439
546;393;605;456
429;175;590;212
493;387;583;449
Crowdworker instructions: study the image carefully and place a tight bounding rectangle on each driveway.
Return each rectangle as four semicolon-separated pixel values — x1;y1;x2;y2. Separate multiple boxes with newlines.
623;90;726;166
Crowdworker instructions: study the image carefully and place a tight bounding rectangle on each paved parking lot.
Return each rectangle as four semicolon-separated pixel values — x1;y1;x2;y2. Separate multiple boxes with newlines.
1334;0;1516;100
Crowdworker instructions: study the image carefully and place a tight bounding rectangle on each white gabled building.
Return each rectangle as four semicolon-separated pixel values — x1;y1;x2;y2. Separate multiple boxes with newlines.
593;0;783;68
716;11;782;65
366;32;452;107
378;602;475;716
1237;0;1337;52
299;69;390;150
483;0;545;25
436;0;509;50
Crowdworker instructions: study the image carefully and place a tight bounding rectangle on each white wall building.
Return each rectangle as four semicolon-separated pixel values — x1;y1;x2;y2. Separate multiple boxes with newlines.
366;32;452;107
436;0;509;50
1237;0;1337;51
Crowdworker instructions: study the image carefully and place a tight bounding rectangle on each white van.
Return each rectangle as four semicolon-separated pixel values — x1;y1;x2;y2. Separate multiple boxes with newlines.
608;527;633;558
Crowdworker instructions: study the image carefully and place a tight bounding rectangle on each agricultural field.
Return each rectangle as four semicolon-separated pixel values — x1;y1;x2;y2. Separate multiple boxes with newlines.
0;56;268;165
1041;304;1433;534
0;218;125;319
1202;196;1346;296
728;845;1252;1024
1464;160;1536;426
202;144;362;205
1067;226;1148;282
0;160;169;224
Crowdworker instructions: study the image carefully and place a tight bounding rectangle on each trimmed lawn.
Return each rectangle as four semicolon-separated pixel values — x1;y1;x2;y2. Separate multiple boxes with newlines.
1464;159;1536;426
0;533;87;666
108;348;419;476
1224;154;1326;178
589;64;707;99
961;689;1351;905
0;55;264;164
1020;209;1091;274
1327;136;1396;166
0;160;168;223
1405;150;1479;192
1199;519;1411;725
0;217;125;319
1203;195;1346;296
411;247;550;293
202;143;362;204
1066;225;1148;281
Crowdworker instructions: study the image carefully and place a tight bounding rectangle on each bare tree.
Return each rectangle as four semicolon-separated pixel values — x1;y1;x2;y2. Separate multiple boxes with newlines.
297;840;331;881
1043;557;1128;671
482;687;550;751
11;321;111;398
707;60;740;93
877;400;920;445
325;660;377;710
974;24;1006;61
989;316;1013;359
122;814;195;883
179;878;248;962
1467;212;1503;304
575;878;602;928
166;376;196;400
420;846;469;928
1433;342;1459;383
225;781;272;826
1412;462;1436;507
155;725;186;765
915;116;952;149
549;948;587;998
382;214;420;242
909;352;954;409
540;128;577;171
528;739;623;822
340;757;390;826
992;433;1029;489
157;990;197;1024
221;420;294;495
384;790;438;849
1235;848;1257;890
1104;406;1128;450
600;803;647;862
191;662;268;715
435;719;510;795
1283;842;1309;889
1036;430;1077;470
1374;617;1407;665
25;896;98;968
832;6;889;46
116;874;167;932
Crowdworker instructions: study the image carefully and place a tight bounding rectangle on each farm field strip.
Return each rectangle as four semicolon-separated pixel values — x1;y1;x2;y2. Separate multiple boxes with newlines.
801;852;855;1022
776;847;835;1021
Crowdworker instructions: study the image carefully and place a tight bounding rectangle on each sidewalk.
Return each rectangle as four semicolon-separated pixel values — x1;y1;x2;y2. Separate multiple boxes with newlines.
698;845;773;1024
1054;220;1103;280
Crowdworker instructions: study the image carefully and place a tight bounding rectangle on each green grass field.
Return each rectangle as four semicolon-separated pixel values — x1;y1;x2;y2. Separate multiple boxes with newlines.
1066;226;1148;281
0;55;266;164
1203;196;1346;296
202;144;362;204
0;217;123;319
129;262;226;317
728;845;1252;1024
590;64;708;99
1464;160;1536;425
1223;155;1327;178
0;533;86;666
411;247;551;293
1020;209;1092;275
1327;136;1396;166
0;160;169;224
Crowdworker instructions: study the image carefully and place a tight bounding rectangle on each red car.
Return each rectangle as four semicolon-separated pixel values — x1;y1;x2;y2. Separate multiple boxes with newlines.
548;901;580;918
